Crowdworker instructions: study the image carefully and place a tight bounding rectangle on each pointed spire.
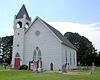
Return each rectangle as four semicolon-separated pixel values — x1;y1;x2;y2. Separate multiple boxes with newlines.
16;4;31;21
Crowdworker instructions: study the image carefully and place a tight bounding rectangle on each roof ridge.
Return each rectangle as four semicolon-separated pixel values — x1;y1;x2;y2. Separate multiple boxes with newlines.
38;17;77;50
25;16;76;50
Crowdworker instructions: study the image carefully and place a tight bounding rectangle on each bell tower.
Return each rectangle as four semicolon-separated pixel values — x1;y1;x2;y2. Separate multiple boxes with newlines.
12;4;31;69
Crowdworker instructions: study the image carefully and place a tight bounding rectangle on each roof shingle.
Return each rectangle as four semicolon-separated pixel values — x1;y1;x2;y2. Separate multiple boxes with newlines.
16;4;31;21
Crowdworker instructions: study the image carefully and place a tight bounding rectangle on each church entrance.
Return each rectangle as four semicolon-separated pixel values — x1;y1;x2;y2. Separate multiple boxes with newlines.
29;61;33;70
29;58;42;71
14;58;20;69
14;52;20;69
50;62;53;71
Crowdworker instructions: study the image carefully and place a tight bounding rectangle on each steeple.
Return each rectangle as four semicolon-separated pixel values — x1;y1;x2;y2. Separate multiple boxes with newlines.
16;4;31;21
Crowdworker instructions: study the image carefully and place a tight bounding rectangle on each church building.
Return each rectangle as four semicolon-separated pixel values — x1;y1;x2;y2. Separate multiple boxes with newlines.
11;5;77;71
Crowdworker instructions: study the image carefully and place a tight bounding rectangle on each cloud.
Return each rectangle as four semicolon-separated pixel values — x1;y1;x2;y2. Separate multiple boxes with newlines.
48;22;100;51
86;23;100;31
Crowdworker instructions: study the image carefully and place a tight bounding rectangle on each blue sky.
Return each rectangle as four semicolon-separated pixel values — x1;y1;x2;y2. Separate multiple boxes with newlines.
1;0;100;23
0;0;100;51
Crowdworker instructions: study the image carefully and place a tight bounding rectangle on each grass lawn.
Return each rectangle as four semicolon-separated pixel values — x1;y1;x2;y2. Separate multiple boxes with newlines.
0;67;100;80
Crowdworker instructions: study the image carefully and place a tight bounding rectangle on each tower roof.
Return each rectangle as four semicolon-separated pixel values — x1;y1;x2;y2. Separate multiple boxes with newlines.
16;4;31;21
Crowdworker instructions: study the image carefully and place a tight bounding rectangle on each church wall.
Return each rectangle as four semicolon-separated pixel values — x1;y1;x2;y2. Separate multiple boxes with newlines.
61;44;77;69
24;19;62;70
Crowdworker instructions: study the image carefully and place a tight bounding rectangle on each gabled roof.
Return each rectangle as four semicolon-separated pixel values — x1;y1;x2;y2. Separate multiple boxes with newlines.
26;17;77;50
16;4;31;21
38;17;77;50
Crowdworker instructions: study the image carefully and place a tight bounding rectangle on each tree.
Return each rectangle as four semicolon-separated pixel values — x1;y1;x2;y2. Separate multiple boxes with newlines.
1;36;13;64
64;32;97;66
96;52;100;66
0;37;3;64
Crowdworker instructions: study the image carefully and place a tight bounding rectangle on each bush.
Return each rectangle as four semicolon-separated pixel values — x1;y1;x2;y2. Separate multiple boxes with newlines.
3;63;8;69
19;64;28;70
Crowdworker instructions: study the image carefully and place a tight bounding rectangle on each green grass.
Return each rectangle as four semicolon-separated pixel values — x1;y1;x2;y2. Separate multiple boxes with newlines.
0;67;100;80
0;65;4;70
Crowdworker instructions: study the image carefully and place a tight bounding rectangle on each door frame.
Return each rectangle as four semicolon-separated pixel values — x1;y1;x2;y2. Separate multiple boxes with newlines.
14;58;20;69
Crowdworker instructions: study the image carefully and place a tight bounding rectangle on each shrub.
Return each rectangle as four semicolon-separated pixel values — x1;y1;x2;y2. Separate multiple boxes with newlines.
19;64;28;70
3;63;8;69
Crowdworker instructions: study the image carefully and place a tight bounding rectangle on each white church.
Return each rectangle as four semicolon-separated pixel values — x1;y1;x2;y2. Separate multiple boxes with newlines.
11;5;77;71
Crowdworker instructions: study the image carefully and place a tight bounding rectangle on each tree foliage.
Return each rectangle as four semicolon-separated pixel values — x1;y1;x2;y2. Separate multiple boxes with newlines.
0;36;13;64
64;32;98;66
96;52;100;66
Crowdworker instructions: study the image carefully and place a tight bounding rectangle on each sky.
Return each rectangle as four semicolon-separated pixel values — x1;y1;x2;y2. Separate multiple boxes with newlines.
0;0;100;51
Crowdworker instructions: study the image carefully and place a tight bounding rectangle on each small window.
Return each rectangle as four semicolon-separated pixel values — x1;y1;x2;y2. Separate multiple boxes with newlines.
17;44;19;47
35;30;40;36
18;33;20;35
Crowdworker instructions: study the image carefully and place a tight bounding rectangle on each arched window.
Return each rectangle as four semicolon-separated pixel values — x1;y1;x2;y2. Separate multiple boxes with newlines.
38;49;41;59
17;21;22;28
73;52;76;65
65;50;67;64
70;52;72;66
33;47;41;61
15;52;20;57
50;62;53;70
33;50;36;60
25;22;29;29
